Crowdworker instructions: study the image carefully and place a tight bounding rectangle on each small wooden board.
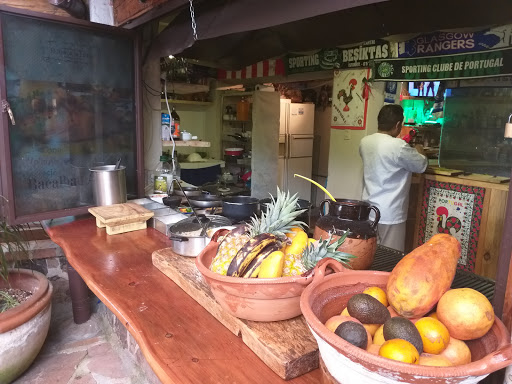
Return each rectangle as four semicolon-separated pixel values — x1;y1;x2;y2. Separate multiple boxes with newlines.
88;203;154;235
457;174;510;184
426;166;464;176
152;248;319;380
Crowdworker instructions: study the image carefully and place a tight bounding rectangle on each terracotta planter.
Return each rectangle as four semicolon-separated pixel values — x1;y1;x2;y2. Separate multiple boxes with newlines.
0;269;53;383
314;199;380;270
300;259;512;384
196;239;318;321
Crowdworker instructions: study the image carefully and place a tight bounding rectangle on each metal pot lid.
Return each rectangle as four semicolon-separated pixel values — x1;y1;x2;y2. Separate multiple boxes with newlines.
169;215;232;237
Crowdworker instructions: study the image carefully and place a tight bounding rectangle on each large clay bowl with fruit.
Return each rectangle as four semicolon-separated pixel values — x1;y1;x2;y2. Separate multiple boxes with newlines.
300;259;512;384
196;238;316;322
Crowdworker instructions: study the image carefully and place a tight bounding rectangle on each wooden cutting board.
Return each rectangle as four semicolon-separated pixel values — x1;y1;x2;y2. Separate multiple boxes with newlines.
88;203;154;235
457;174;510;184
152;248;319;380
426;166;464;176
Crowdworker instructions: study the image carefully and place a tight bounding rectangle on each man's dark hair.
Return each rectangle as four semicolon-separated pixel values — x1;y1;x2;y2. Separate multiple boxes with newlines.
378;104;404;132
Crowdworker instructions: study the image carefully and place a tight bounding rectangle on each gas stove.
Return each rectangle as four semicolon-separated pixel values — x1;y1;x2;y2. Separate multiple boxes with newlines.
200;183;250;197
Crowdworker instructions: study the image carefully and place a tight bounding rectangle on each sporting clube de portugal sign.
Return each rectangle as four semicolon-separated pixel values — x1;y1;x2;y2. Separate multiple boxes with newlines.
373;48;512;81
374;48;512;81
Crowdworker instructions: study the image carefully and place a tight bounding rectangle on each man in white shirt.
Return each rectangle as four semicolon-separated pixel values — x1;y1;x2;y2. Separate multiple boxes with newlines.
359;104;428;251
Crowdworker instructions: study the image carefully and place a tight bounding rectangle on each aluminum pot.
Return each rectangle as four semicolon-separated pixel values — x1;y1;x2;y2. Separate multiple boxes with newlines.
168;215;232;257
222;196;260;222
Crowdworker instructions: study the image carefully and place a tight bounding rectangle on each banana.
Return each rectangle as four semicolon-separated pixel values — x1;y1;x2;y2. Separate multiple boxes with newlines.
226;233;278;277
242;244;280;278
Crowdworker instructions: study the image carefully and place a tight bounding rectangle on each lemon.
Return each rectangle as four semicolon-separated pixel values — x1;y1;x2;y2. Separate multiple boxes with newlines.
258;251;285;278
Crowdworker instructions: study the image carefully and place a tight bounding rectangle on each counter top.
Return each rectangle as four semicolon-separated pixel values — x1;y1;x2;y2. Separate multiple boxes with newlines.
45;217;321;384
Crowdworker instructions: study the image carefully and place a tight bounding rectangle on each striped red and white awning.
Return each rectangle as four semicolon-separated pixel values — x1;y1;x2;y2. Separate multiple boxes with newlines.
218;58;285;80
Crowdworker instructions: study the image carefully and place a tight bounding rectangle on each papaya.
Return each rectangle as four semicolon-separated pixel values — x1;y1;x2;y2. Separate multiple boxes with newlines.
386;234;460;318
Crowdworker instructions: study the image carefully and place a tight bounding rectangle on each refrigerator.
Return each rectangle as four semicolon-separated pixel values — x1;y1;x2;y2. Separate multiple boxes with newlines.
278;99;315;201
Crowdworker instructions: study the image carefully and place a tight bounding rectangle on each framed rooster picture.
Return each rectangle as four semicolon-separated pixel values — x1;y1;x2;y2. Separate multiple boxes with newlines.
417;179;485;273
331;68;370;130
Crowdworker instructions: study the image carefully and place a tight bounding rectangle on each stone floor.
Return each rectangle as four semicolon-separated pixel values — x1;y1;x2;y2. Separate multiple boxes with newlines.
13;276;154;384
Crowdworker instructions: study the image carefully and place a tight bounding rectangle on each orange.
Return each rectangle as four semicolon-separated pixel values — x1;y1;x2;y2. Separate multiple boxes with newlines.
419;353;453;367
341;307;350;316
428;312;439;320
363;286;388;307
439;337;472;366
379;339;419;364
415;317;450;354
436;288;495;340
373;324;385;345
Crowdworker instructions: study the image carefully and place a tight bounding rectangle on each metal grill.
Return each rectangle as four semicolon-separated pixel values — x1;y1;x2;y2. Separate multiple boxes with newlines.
369;245;496;302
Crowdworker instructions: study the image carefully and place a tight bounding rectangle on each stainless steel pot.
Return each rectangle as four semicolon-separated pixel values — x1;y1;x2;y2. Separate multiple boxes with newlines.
168;215;232;257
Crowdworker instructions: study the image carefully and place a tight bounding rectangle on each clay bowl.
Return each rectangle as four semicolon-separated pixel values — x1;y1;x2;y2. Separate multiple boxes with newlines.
300;259;512;384
196;235;328;322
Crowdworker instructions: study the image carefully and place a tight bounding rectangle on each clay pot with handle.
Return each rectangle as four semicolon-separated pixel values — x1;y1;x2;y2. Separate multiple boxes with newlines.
313;199;380;270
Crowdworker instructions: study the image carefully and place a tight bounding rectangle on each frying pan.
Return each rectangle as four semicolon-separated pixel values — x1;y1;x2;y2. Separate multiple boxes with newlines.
188;194;223;208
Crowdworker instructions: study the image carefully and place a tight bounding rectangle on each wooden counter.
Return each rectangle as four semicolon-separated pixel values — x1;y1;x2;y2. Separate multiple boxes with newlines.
45;217;321;384
407;171;508;280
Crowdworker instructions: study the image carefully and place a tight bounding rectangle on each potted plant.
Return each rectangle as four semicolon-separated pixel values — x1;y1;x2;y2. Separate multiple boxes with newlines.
0;215;53;383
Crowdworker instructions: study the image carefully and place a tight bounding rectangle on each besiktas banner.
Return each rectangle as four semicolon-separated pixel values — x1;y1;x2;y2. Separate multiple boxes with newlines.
373;48;512;81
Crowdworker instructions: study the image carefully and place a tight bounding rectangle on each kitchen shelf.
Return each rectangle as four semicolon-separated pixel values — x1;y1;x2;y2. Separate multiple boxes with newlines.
162;140;211;147
161;99;212;106
163;83;210;95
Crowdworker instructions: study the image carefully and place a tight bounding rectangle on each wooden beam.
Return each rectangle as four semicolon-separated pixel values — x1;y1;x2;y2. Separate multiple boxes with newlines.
0;0;70;17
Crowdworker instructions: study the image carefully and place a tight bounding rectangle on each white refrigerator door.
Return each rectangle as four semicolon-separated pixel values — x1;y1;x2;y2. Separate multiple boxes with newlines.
288;103;315;135
286;157;312;201
288;134;314;158
279;99;290;135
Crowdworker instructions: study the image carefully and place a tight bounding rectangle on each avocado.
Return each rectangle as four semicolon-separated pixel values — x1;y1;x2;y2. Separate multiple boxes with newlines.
383;317;423;354
347;293;391;324
334;321;368;349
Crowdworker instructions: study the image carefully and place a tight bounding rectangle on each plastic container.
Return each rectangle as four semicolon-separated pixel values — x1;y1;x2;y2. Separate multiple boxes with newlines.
90;165;127;206
153;155;172;194
171;106;181;139
161;113;170;141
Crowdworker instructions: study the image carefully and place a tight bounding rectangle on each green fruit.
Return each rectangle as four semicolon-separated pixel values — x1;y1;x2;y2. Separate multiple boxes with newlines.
383;317;424;354
347;293;391;324
334;321;368;349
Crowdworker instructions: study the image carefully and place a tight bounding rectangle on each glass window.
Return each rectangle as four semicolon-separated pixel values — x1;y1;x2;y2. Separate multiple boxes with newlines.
0;11;141;223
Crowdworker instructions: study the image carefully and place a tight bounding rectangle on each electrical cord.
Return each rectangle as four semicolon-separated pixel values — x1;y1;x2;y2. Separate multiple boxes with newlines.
163;79;176;166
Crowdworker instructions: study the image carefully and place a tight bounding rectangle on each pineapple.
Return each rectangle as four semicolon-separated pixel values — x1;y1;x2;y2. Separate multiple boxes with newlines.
210;188;305;275
283;232;354;276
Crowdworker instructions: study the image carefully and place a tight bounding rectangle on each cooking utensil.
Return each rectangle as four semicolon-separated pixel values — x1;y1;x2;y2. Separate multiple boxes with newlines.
222;196;260;222
224;148;244;156
174;180;205;232
89;165;127;206
114;157;122;170
169;215;232;257
188;195;222;208
227;134;247;142
173;185;202;198
162;195;182;208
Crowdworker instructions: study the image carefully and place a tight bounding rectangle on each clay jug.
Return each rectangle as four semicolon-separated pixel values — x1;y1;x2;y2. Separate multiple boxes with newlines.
313;199;380;270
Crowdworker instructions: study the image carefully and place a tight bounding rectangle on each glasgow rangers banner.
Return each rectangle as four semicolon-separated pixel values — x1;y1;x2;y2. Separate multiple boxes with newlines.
398;25;512;58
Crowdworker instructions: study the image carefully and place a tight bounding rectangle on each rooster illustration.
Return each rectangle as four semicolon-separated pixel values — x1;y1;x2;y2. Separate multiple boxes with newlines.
436;206;462;235
337;79;357;111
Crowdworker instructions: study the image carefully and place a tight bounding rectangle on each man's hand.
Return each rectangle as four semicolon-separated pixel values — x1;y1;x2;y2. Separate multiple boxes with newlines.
414;144;426;156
